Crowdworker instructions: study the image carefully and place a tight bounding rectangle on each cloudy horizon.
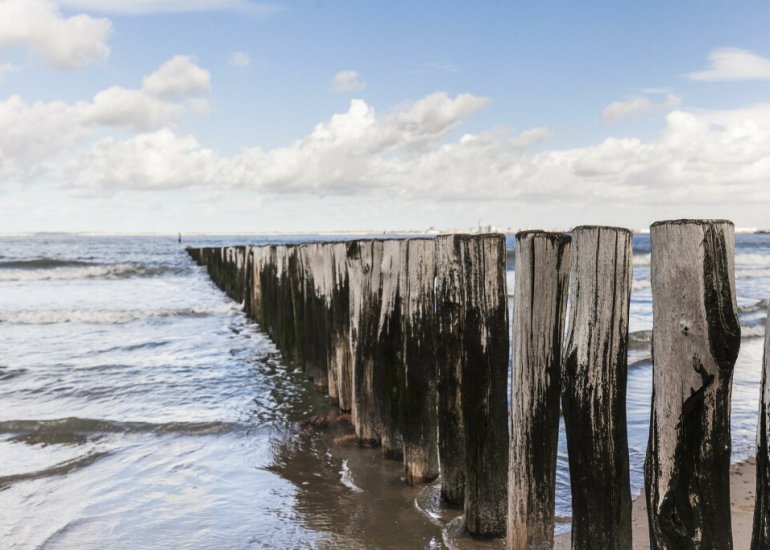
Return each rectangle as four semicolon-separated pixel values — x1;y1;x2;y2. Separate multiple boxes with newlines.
2;1;770;233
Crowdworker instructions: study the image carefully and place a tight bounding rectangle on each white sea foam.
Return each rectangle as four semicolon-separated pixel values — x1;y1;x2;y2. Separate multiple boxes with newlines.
0;263;177;282
0;305;233;325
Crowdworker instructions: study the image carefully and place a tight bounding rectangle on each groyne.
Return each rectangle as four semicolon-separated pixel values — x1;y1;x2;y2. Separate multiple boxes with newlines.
187;220;768;548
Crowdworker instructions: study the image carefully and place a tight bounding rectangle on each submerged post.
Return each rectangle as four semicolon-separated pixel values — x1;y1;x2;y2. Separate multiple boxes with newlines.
753;313;770;549
562;226;633;549
507;231;571;550
400;238;439;484
434;234;465;506
645;219;740;549
460;234;510;537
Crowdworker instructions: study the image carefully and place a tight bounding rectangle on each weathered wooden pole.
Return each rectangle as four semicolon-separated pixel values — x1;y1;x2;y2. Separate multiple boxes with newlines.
299;243;330;392
460;234;510;537
400;238;439;484
434;234;466;506
752;313;770;549
562;226;633;549
645;219;740;550
507;231;571;550
347;239;382;445
331;241;353;411
374;239;405;459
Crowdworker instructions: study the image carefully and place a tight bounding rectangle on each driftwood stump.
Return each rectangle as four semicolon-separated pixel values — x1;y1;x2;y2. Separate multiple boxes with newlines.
562;226;633;549
645;219;740;550
507;231;571;549
753;312;770;549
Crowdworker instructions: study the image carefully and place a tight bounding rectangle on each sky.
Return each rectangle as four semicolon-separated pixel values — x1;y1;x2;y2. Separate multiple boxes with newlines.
2;0;770;233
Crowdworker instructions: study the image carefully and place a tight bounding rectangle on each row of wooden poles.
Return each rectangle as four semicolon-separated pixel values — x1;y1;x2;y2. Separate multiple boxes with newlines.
187;219;770;550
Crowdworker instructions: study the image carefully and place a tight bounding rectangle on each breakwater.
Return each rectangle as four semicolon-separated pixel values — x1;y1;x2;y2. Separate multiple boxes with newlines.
187;220;770;549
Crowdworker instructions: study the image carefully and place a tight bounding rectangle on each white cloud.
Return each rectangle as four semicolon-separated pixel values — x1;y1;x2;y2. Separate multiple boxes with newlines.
228;51;251;68
142;55;211;100
688;47;770;82
56;0;280;16
0;0;111;69
0;56;211;179
57;98;770;211
602;93;681;122
331;70;366;92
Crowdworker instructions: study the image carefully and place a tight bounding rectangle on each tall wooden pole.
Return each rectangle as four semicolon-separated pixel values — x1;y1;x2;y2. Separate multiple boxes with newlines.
645;219;740;550
507;231;571;549
752;312;770;549
461;234;510;537
562;226;633;549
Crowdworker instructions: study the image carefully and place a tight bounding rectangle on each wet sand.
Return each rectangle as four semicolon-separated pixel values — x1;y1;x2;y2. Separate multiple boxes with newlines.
554;458;757;549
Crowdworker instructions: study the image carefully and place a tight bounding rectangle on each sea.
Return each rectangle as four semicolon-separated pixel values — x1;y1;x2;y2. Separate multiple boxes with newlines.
1;232;768;549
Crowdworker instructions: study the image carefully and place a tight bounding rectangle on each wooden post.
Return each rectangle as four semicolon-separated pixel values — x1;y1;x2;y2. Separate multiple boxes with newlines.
508;231;571;549
753;313;770;549
347;239;382;445
645;219;740;549
299;243;330;392
400;238;439;484
460;234;510;537
374;239;405;460
562;226;633;549
331;242;353;412
435;234;465;506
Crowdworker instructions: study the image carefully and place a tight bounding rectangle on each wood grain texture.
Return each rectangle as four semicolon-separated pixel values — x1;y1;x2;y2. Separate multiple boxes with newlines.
645;219;740;550
562;226;633;550
460;234;510;537
435;234;466;506
400;238;439;483
752;312;770;549
508;231;571;550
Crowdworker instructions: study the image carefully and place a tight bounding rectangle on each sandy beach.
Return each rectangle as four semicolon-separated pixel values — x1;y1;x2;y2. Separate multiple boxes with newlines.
555;458;757;549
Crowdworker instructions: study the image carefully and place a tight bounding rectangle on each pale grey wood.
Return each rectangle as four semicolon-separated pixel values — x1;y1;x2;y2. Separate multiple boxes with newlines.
400;238;439;484
645;219;740;550
562;226;633;549
508;231;571;550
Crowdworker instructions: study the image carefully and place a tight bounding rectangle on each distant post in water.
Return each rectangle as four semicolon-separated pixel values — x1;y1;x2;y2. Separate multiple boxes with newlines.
753;313;770;549
645;219;740;549
434;234;466;506
460;234;510;537
507;231;571;549
400;238;439;484
562;226;633;549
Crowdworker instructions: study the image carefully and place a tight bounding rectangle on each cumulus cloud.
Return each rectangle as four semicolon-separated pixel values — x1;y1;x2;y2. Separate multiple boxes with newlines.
228;51;251;68
142;55;211;99
57;0;280;16
57;98;770;210
602;93;681;122
688;47;770;82
331;70;366;92
0;0;111;69
0;56;211;178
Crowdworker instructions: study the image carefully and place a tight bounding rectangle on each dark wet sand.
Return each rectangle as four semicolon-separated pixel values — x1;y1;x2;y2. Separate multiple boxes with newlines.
554;458;757;549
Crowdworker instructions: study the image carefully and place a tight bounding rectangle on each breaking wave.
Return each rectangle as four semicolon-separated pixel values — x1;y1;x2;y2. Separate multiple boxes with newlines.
0;305;233;325
0;259;184;282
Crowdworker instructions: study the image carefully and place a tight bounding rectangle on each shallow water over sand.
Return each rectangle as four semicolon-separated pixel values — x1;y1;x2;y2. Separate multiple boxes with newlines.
1;233;769;548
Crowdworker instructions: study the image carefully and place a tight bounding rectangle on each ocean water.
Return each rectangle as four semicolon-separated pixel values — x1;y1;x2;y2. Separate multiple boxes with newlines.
0;233;768;548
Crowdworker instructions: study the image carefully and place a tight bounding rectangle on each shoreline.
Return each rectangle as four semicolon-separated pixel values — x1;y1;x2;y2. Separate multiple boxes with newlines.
554;458;757;548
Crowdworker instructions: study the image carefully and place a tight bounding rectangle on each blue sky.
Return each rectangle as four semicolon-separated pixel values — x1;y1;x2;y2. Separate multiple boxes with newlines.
2;0;770;233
